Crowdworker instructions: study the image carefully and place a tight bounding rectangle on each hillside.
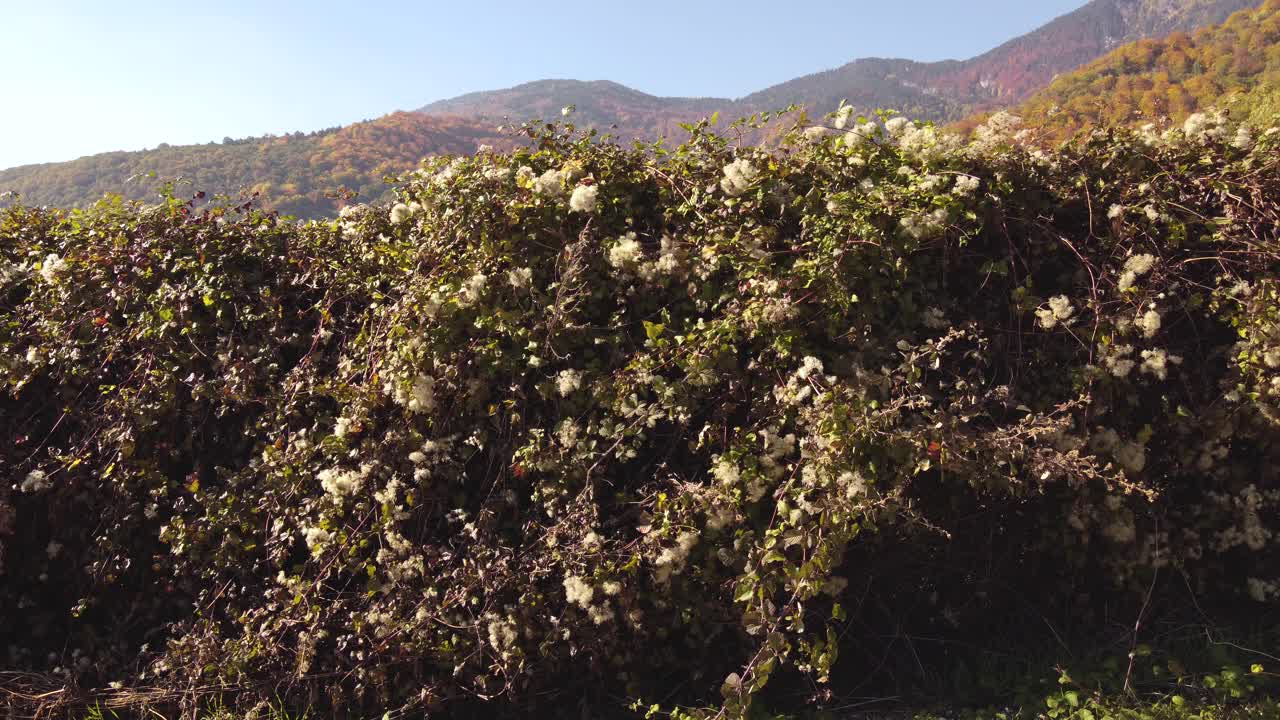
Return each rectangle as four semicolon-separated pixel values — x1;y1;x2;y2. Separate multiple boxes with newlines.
0;112;510;219
899;0;1261;112
1011;0;1280;137
0;0;1260;218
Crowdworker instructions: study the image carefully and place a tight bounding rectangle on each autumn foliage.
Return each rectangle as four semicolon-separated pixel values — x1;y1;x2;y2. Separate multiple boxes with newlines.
1011;0;1280;138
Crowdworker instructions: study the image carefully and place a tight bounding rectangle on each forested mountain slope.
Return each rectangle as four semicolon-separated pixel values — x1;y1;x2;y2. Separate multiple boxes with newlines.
1008;0;1280;137
0;113;509;218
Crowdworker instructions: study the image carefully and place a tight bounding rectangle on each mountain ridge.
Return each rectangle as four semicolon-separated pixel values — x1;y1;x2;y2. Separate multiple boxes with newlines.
416;0;1258;127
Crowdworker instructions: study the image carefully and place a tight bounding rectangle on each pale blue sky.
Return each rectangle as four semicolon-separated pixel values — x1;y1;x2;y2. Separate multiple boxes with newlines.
0;0;1083;169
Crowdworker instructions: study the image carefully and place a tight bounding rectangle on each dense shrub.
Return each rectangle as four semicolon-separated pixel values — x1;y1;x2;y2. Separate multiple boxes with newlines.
1;109;1278;718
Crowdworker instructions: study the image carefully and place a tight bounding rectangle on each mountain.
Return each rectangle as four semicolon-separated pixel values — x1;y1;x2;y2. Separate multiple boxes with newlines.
0;0;1262;218
418;0;1259;127
1007;0;1280;138
419;79;725;138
